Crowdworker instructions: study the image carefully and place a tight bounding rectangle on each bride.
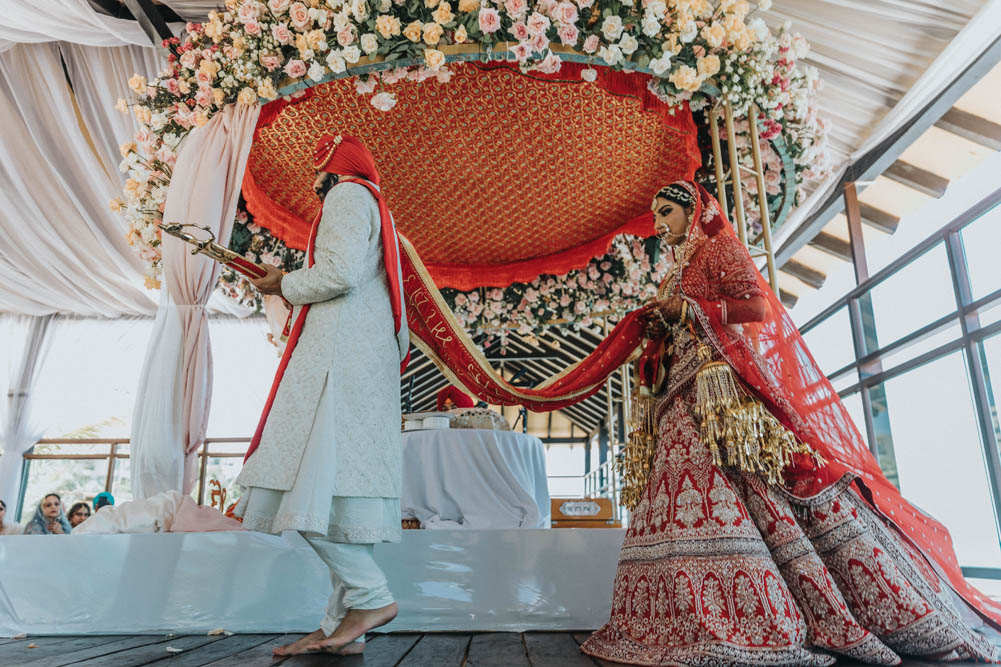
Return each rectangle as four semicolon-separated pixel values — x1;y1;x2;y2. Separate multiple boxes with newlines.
580;181;1001;665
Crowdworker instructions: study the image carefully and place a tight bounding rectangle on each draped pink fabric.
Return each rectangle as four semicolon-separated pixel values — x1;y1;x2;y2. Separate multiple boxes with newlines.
158;104;260;493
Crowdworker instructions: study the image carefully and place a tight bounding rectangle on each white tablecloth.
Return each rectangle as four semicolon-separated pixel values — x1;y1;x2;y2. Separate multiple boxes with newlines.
401;429;551;529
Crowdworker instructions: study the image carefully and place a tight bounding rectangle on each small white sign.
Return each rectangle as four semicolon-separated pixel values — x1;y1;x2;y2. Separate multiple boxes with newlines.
559;501;601;517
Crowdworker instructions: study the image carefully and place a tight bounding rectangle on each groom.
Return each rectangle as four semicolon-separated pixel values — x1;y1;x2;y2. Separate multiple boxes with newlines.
239;134;409;655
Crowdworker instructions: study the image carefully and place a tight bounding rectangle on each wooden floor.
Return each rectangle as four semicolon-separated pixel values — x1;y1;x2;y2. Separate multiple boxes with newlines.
0;632;975;666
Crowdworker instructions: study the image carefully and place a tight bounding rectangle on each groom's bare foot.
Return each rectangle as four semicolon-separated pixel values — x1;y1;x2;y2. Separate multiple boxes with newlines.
273;629;325;656
304;603;398;652
334;641;365;655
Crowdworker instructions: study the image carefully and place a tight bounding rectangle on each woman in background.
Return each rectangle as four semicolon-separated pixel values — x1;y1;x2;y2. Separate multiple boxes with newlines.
67;502;92;528
23;493;72;535
0;499;23;535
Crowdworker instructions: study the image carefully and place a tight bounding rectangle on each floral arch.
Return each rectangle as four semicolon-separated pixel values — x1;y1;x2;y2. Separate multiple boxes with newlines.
113;0;828;337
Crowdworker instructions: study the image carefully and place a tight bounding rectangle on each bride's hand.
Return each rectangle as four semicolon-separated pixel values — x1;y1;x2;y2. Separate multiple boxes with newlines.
642;296;683;337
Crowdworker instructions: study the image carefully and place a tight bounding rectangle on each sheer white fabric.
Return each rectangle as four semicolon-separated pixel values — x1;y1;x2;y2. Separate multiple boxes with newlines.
0;315;56;505
59;43;164;185
0;0;150;53
130;104;259;499
0;43;155;316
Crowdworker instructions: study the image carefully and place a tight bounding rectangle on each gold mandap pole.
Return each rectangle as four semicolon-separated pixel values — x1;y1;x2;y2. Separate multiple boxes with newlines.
723;101;748;246
747;103;780;294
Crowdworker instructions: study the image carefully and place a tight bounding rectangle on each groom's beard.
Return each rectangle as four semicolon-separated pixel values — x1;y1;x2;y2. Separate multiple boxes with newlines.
314;173;339;200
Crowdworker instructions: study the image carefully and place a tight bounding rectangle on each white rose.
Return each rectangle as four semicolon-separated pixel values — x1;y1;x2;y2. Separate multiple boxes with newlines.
680;21;697;43
598;44;623;66
759;0;772;9
749;17;768;40
342;45;361;62
370;91;397;111
325;50;347;73
650;53;671;76
646;0;666;19
379;0;391;9
618;33;638;56
641;15;660;38
600;15;623;41
307;61;326;81
361;33;379;53
333;11;351;31
581;67;597;81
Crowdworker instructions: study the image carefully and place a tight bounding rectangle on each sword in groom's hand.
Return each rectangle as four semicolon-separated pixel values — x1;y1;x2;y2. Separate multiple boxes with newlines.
158;222;269;280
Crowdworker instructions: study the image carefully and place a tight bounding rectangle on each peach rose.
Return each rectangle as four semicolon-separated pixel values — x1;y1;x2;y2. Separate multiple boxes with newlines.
458;0;478;10
454;24;468;42
423;22;444;45
701;22;725;48
669;64;701;91
128;74;147;94
424;48;446;70
433;2;454;24
306;29;328;51
404;20;423;42
237;87;258;105
696;54;720;77
257;79;279;99
134;106;152;125
376;15;402;37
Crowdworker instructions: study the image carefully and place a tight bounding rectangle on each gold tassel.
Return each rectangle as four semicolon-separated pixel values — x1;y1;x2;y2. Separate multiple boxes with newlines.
692;345;824;485
618;371;658;511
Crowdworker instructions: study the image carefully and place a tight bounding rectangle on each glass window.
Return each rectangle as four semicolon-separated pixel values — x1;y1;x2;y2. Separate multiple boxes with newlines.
880;351;1001;568
868;244;957;351
206;318;281;438
980;333;1001;447
839;392;867;440
961;202;1001;302
800;306;855;377
32;319;153;439
546;445;584;498
878;323;962;374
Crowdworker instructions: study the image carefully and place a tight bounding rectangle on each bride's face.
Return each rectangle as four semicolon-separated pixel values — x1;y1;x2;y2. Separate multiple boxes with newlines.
652;197;692;246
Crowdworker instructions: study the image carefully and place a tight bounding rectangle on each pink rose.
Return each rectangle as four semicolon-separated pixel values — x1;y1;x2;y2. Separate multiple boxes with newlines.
511;42;532;62
284;59;307;78
268;0;291;13
537;0;558;16
195;85;212;107
260;54;282;71
554;1;578;24
535;51;562;73
288;2;311;29
526;11;550;35
510;21;529;41
504;0;527;17
337;26;356;46
529;33;548;52
557;24;578;45
196;70;212;84
577;0;594;7
272;22;293;44
155;144;176;167
164;78;181;96
180;51;198;69
238;2;258;22
582;34;599;53
478;8;501;33
244;19;261;35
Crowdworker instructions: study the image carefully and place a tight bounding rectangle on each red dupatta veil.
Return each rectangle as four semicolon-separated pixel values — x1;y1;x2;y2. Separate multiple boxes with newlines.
669;180;1001;627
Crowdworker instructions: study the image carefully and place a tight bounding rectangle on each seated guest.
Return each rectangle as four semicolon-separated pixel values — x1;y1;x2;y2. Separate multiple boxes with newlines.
66;502;92;528
23;493;72;535
0;499;23;535
93;492;115;511
436;385;475;411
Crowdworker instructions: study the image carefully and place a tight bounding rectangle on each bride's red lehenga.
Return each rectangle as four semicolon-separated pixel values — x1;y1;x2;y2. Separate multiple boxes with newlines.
581;182;1001;666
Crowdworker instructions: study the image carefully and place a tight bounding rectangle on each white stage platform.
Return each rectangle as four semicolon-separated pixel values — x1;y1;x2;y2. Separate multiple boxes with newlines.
0;528;625;636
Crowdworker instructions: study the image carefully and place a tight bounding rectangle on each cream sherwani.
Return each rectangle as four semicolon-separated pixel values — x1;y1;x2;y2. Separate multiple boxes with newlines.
235;180;408;543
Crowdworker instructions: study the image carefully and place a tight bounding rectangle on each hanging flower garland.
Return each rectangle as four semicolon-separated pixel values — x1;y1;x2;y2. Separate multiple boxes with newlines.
111;0;829;292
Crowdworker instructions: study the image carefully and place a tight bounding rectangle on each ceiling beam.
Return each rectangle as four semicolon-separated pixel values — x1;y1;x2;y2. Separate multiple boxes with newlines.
859;202;900;234
775;34;1001;268
119;0;174;50
782;259;826;290
809;231;851;262
935;107;1001;151
883;160;949;199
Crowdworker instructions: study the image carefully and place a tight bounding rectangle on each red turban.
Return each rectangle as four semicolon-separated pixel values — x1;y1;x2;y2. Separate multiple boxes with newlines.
313;134;381;186
437;385;475;411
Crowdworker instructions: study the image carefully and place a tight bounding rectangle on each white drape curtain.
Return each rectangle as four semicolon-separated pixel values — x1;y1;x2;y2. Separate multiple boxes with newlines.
0;43;156;316
60;43;165;185
0;315;57;508
0;0;151;53
130;104;260;499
